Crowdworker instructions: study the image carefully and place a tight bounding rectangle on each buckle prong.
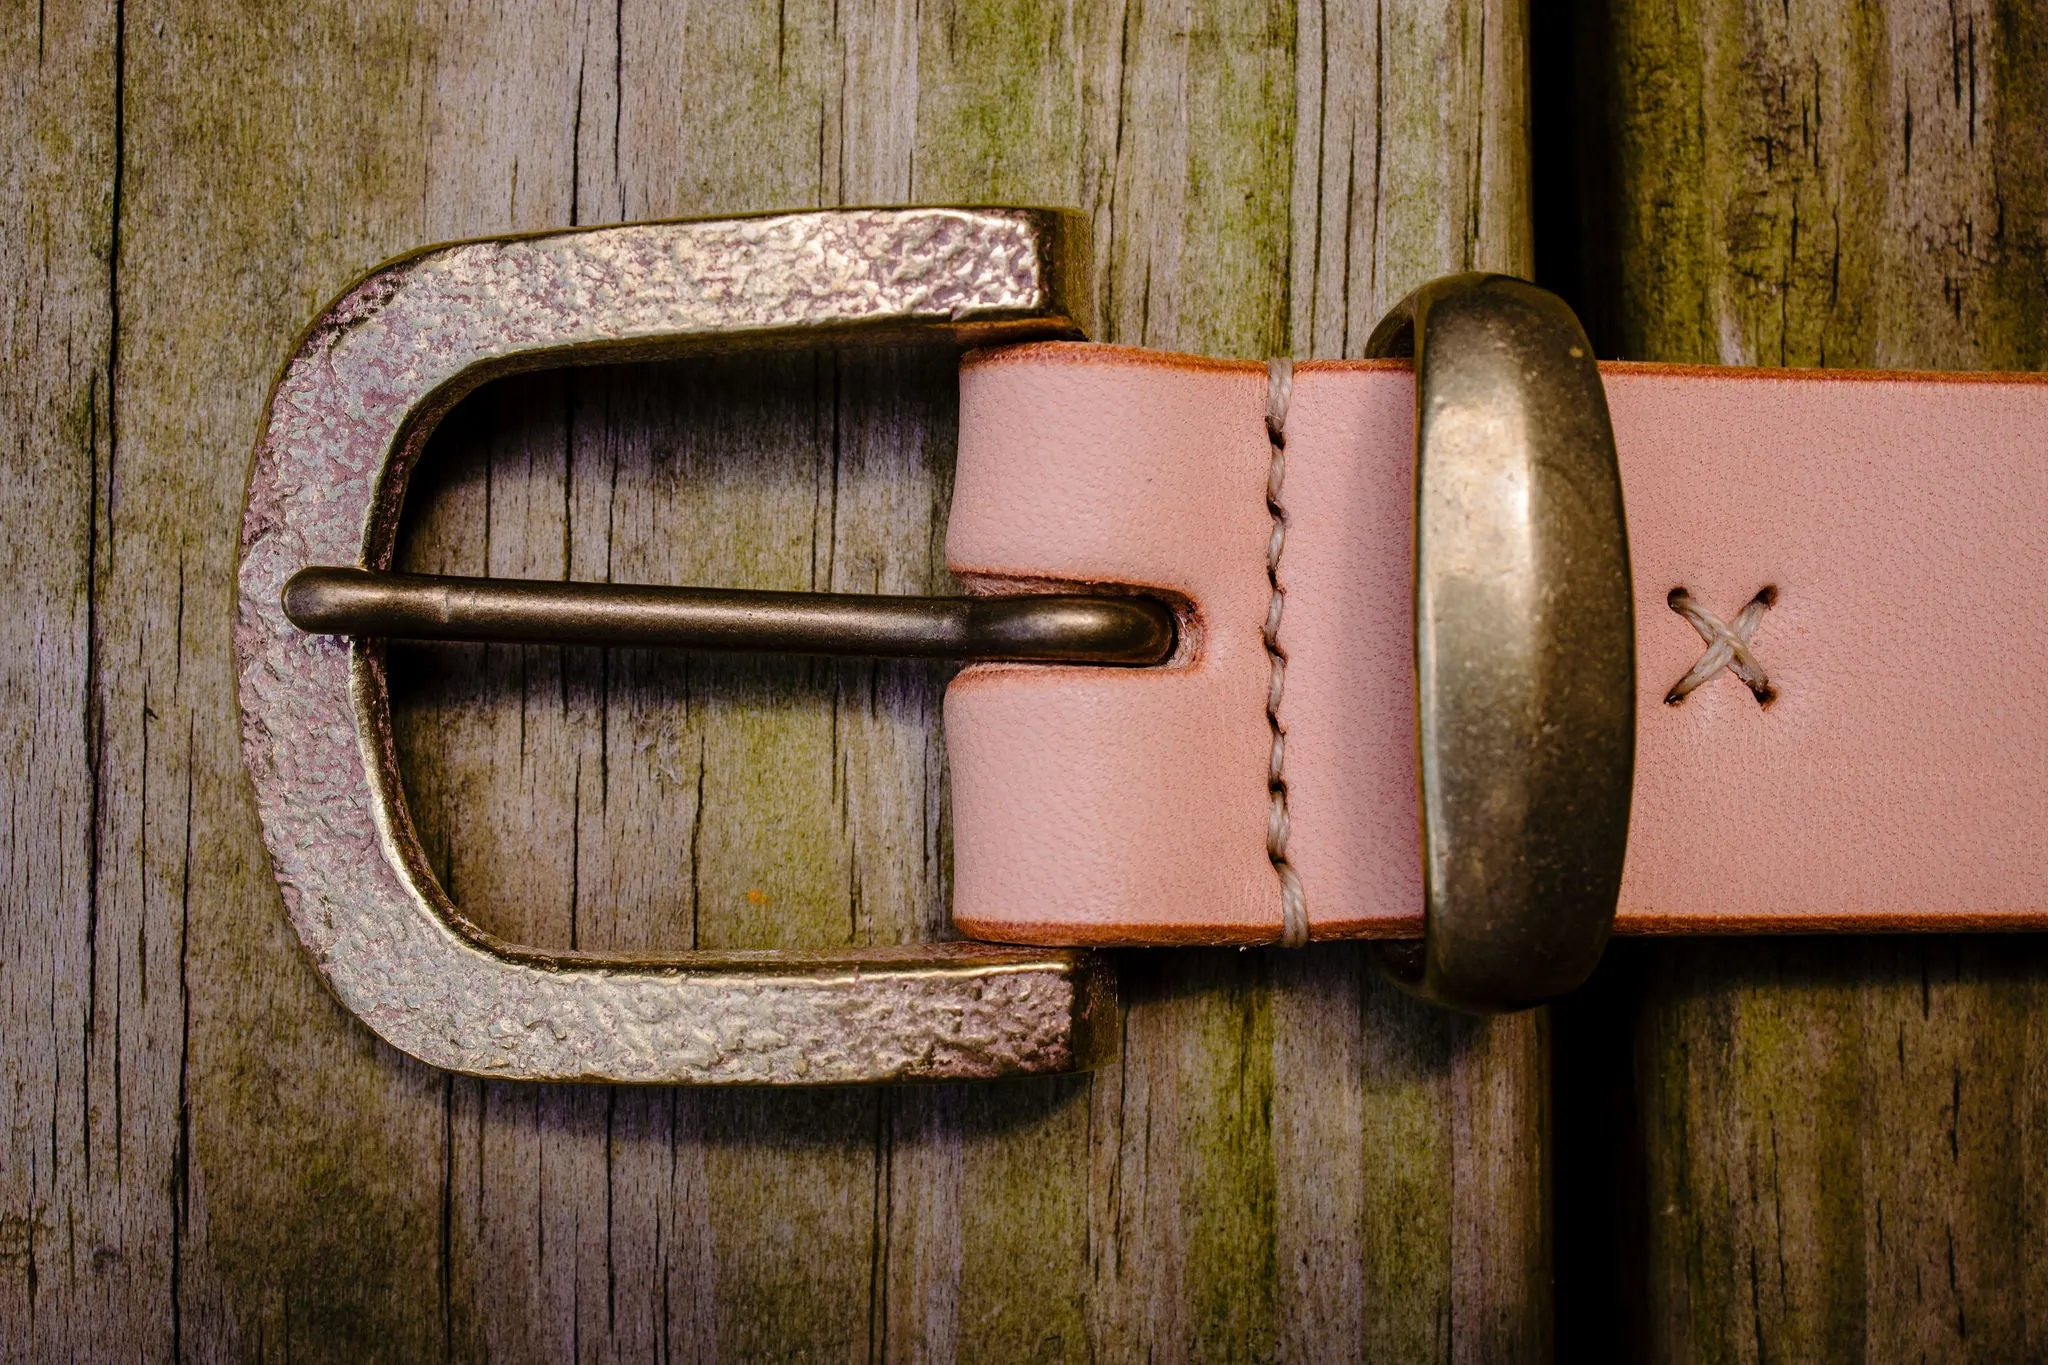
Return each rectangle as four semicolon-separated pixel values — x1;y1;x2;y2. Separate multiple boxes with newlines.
283;566;1175;665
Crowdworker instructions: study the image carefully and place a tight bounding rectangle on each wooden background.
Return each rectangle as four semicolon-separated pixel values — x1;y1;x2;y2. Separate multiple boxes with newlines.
5;0;2046;1360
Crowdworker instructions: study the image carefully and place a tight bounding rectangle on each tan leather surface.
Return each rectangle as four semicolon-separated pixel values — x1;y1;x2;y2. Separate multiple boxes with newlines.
946;343;2048;944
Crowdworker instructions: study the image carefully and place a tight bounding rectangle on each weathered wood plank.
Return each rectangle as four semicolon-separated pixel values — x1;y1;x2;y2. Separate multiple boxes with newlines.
4;1;1548;1360
1584;0;2048;373
0;2;127;1361
1553;0;2048;1356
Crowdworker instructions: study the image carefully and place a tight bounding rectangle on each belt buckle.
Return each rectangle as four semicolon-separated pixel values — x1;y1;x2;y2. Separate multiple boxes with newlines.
235;208;1133;1084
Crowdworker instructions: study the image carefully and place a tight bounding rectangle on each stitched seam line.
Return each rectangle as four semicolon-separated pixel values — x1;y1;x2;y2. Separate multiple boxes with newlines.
1264;358;1308;947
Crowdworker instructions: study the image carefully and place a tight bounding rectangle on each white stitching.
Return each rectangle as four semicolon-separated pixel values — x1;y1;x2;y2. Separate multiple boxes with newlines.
1264;359;1309;947
1665;586;1777;705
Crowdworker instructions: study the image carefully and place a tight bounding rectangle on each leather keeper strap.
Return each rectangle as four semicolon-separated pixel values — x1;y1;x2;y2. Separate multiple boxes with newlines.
944;342;2048;945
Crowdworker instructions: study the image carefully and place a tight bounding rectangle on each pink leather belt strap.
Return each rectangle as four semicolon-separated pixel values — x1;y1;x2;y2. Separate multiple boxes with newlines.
945;343;2048;945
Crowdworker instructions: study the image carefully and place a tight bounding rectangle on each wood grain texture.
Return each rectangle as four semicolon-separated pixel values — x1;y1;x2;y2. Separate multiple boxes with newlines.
1;1;1544;1359
0;1;135;1359
1551;0;2048;1357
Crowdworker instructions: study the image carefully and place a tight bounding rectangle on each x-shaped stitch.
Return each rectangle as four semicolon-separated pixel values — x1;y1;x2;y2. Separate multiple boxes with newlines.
1664;586;1777;706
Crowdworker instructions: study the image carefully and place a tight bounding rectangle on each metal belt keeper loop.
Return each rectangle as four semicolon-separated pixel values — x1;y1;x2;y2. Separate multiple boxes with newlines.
1365;274;1636;1013
236;208;1131;1084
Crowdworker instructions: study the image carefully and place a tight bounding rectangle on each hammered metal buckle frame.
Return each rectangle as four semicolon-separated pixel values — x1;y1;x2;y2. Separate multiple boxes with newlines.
235;208;1126;1084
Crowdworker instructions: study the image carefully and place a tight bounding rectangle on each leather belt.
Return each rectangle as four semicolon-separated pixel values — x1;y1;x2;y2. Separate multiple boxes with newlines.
947;343;2048;947
236;207;2048;1081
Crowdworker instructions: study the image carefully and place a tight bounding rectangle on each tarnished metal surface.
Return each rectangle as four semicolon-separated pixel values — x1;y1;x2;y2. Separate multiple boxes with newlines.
1367;274;1635;1012
235;208;1116;1083
281;565;1177;663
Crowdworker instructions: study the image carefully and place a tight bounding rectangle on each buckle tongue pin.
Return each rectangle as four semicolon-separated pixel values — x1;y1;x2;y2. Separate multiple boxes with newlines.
283;566;1175;664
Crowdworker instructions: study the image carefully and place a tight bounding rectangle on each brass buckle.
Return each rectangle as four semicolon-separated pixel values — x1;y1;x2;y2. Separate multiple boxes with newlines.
235;208;1125;1083
1367;275;1635;1012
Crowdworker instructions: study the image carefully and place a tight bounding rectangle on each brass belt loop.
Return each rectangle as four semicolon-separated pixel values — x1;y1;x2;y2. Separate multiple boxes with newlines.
1366;274;1637;1012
